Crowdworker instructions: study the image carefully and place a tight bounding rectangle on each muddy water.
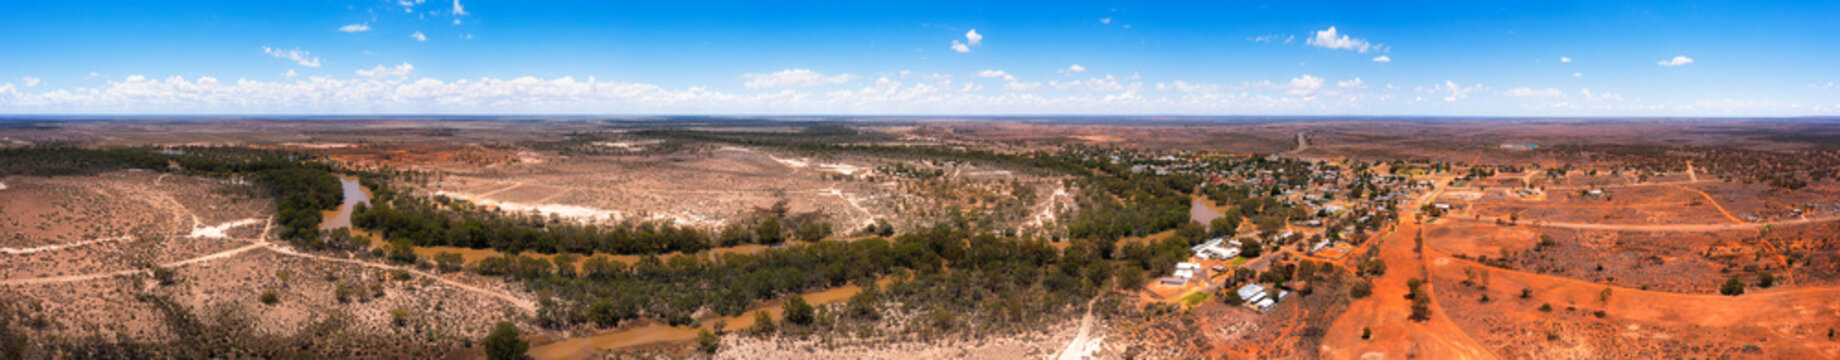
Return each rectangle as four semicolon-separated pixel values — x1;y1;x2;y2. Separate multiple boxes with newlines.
1190;194;1224;225
320;175;372;230
528;283;871;360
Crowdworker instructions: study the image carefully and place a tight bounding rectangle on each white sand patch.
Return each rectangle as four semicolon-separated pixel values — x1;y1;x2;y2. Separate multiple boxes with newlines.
437;190;722;227
0;180;7;191
1025;186;1075;228
592;140;662;151
187;218;264;238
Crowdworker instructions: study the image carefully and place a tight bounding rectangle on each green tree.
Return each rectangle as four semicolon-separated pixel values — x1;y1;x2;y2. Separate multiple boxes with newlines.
750;310;775;335
1758;273;1776;288
259;290;280;305
756;216;784;244
782;295;814;326
1721;275;1746;296
551;254;578;278
482;321;529;360
434;252;465;273
1210;215;1241;238
696;328;720;354
391;307;410;327
386;238;417;264
1238;239;1262;258
796;221;831;242
587;300;620;328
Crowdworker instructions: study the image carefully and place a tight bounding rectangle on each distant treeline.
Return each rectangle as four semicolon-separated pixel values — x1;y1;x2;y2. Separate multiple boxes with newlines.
634;128;1094;177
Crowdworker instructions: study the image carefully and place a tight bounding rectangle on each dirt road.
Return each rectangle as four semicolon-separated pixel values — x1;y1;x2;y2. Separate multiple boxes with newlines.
1448;214;1840;232
1055;296;1103;360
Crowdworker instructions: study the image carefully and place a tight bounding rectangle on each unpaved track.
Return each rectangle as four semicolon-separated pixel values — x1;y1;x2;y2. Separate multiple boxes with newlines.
1055;296;1102;360
1450;214;1840;232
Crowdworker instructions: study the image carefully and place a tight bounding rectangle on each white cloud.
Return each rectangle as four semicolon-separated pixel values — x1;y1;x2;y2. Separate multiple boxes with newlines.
1306;27;1379;53
1156;81;1222;93
284;69;298;78
452;0;467;16
1059;64;1087;76
1371;55;1391;63
976;70;1013;81
1657;56;1694;66
1580;88;1623;101
1433;80;1484;102
1287;75;1324;96
1336;78;1365;89
1100;17;1112;24
355;63;416;78
742;69;857;89
951;29;982;53
1502;87;1564;98
21;77;40;87
411;31;428;42
1051;75;1137;92
1573;72;1582;78
262;47;322;68
1560;56;1571;63
338;24;371;32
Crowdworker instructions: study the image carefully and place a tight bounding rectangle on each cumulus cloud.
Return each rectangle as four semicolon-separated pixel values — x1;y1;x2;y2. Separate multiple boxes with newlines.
1337;78;1365;89
742;69;857;89
1502;87;1564;98
262;47;322;68
285;69;298;78
1059;64;1087;76
338;24;371;32
1371;55;1391;63
21;77;40;87
1433;81;1484;102
952;29;982;53
411;31;428;42
356;63;416;78
976;70;1014;81
1657;56;1694;66
1307;27;1379;53
1580;88;1623;101
1285;75;1326;96
1100;17;1112;24
1051;75;1137;92
1156;81;1222;93
452;0;467;16
1573;72;1583;78
1560;56;1571;63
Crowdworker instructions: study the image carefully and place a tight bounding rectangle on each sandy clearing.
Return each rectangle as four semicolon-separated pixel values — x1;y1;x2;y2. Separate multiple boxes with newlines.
186;218;264;238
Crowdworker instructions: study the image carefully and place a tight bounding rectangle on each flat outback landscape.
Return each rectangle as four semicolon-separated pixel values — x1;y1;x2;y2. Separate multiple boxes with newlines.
4;0;1839;359
0;116;1836;359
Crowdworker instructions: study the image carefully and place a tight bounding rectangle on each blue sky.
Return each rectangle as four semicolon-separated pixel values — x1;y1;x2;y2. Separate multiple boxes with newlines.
1;0;1836;115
